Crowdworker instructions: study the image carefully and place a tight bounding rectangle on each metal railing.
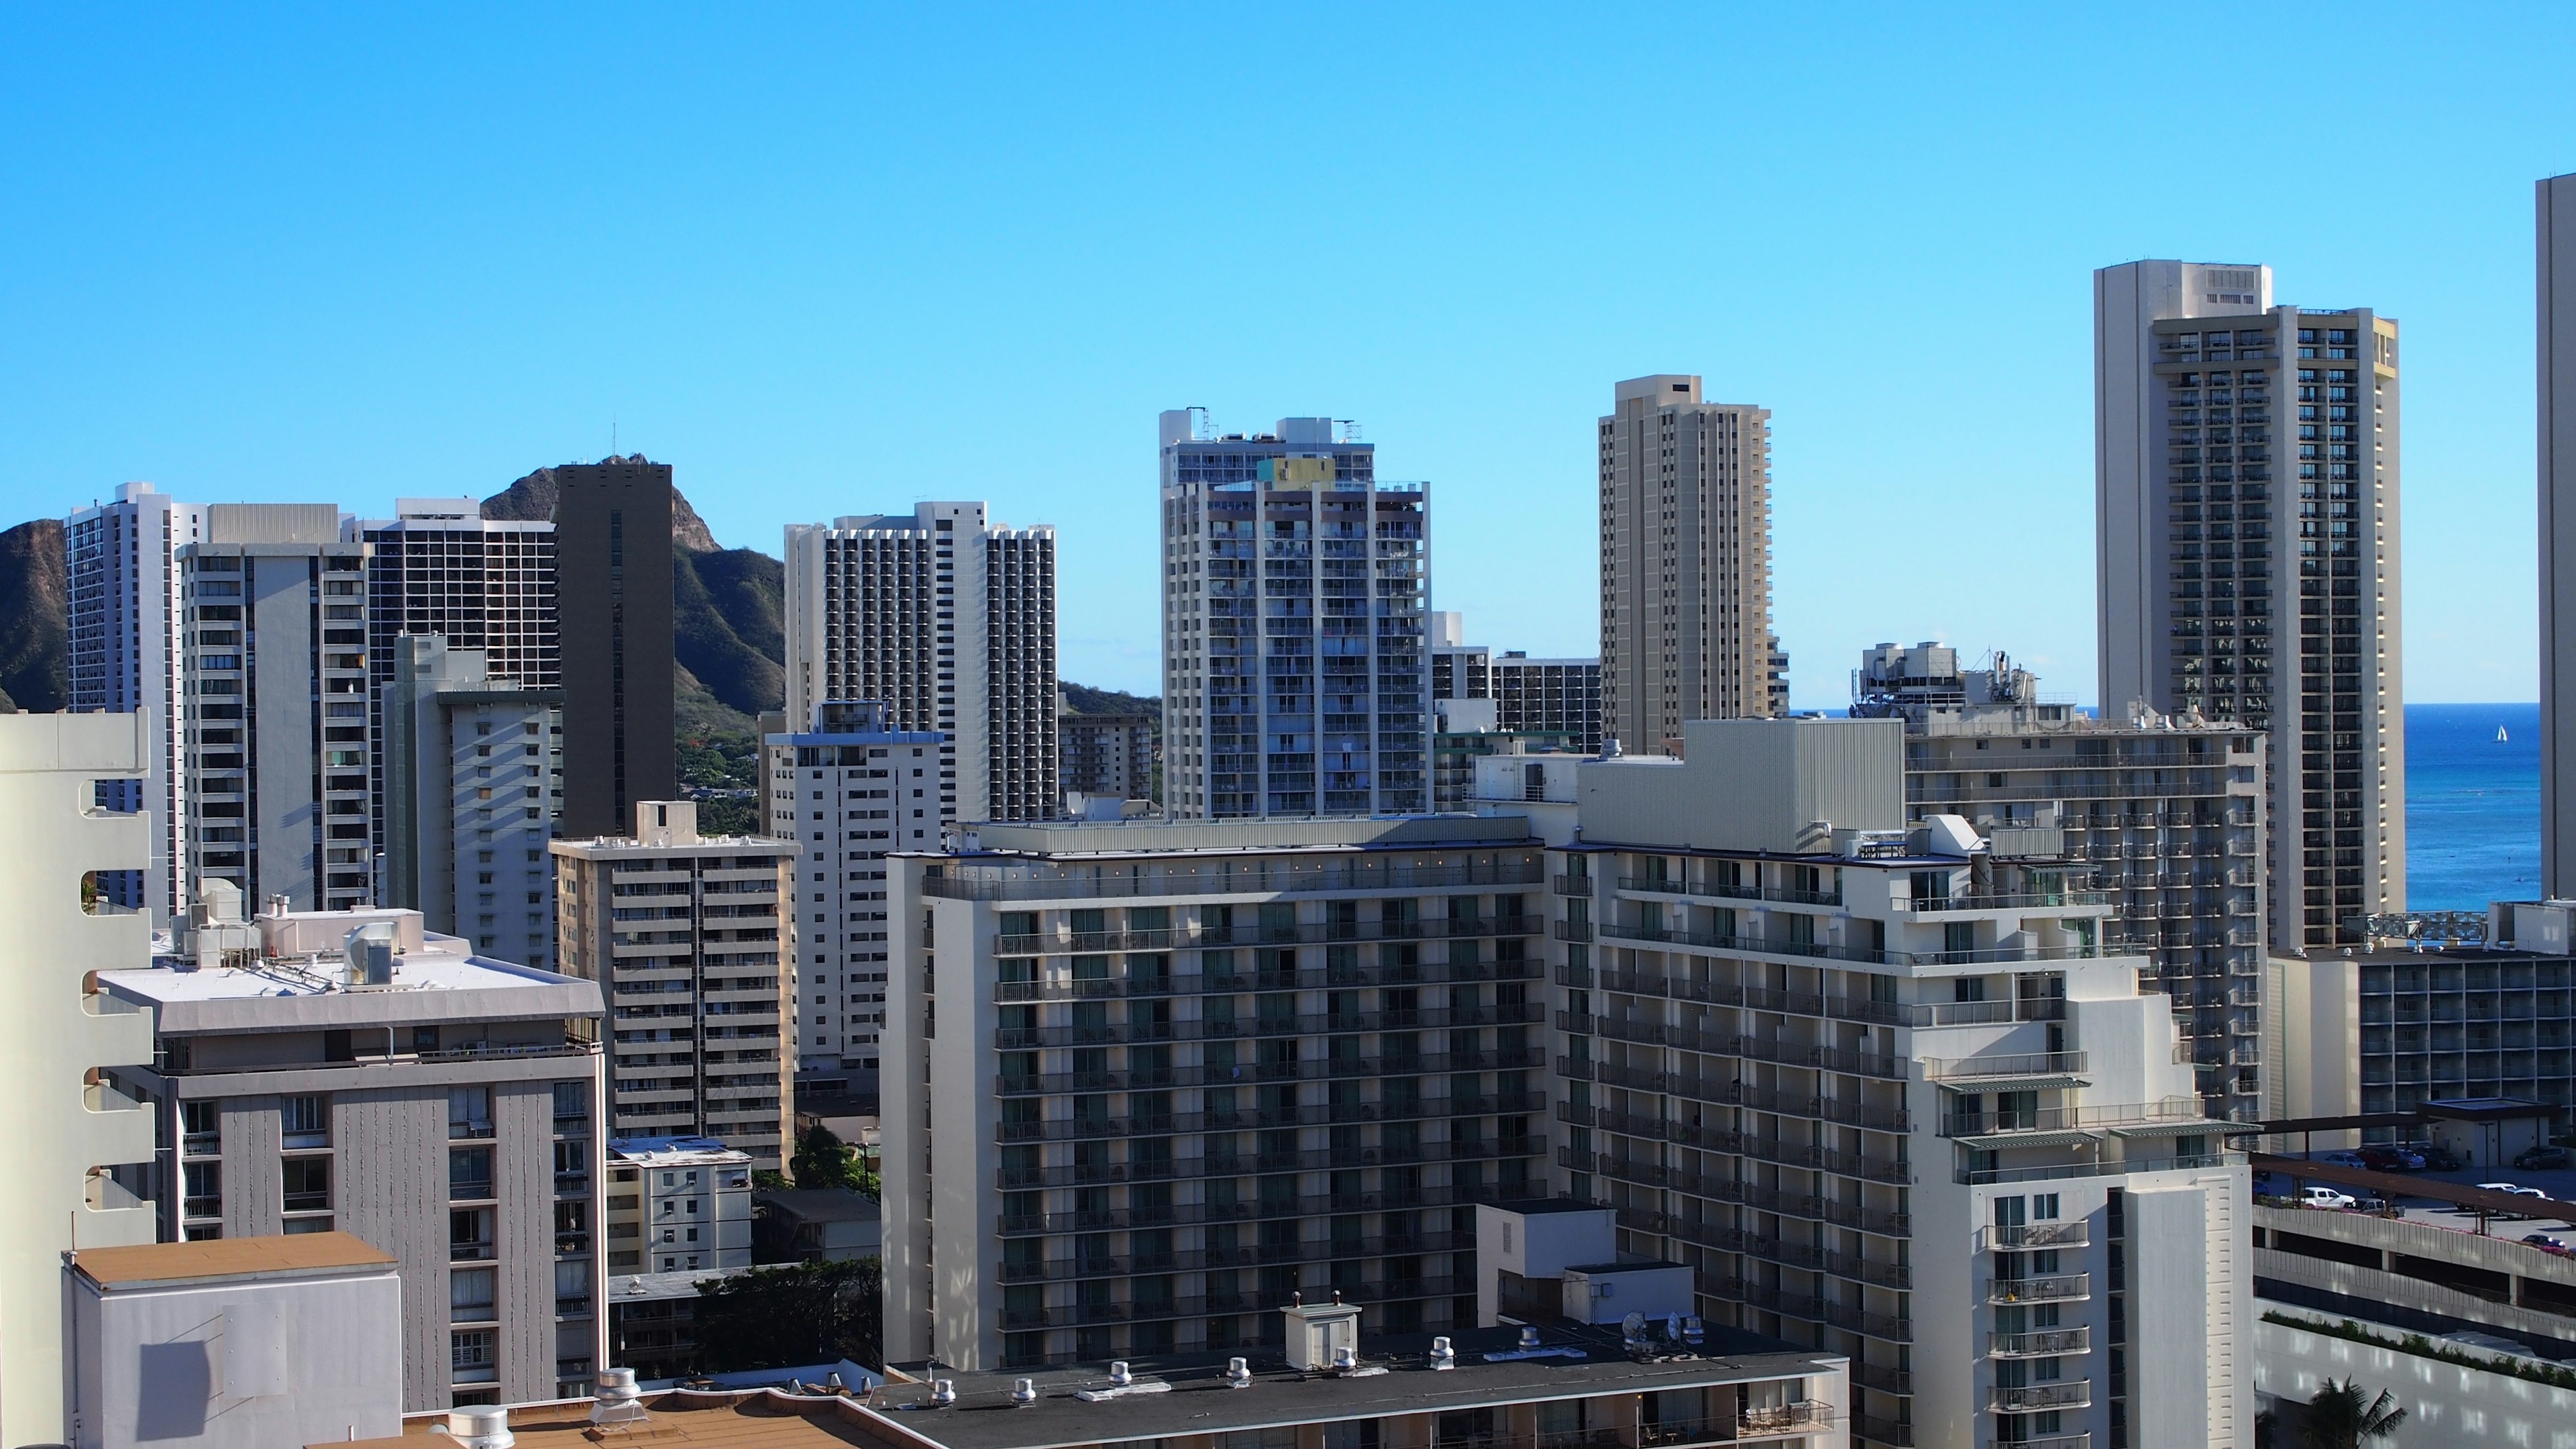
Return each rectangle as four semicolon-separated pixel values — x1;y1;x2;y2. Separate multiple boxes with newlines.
1982;1220;2090;1250
1926;1051;2090;1081
1991;1328;2092;1357
1990;1381;2092;1412
1984;1273;2090;1304
924;861;1546;902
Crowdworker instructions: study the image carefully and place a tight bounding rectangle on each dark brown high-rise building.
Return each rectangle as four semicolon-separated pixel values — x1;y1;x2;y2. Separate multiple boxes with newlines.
551;457;676;838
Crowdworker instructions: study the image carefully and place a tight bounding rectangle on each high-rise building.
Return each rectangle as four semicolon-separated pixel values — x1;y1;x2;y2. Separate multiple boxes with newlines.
1159;411;1430;819
1598;376;1780;753
2096;262;2406;949
1431;610;1603;752
1491;718;2251;1449
552;801;792;1168
760;700;942;1092
883;814;1549;1370
783;503;1059;825
381;635;564;965
101;898;609;1410
552;458;676;841
2542;175;2576;901
180;503;376;912
1058;710;1157;808
1858;642;2271;1120
356;498;558;875
66;481;202;925
0;712;160;1448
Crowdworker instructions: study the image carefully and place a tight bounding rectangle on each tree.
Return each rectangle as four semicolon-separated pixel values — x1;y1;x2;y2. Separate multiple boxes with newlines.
790;1122;879;1199
694;1256;883;1372
2299;1377;2408;1449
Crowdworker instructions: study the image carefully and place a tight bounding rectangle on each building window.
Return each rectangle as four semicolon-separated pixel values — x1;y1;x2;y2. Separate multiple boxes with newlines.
449;1085;494;1139
182;1160;222;1220
451;1147;496;1201
180;1099;220;1157
451;1268;498;1324
451;1329;498;1384
282;1157;331;1214
281;1095;329;1150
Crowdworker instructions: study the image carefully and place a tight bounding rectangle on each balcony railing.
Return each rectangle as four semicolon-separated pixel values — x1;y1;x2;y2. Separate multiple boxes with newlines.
1926;1051;2090;1081
1942;1098;2208;1138
1990;1326;2091;1357
925;861;1546;902
1990;1381;2092;1412
994;955;1538;1001
1981;1220;2090;1250
1984;1273;2090;1305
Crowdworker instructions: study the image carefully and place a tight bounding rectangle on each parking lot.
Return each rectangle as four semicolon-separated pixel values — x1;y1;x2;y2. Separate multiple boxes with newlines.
2256;1157;2576;1246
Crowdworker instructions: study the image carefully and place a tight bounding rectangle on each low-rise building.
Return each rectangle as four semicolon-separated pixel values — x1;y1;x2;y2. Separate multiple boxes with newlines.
755;1187;883;1263
606;1136;755;1276
553;800;794;1167
69;1232;404;1449
99;899;606;1410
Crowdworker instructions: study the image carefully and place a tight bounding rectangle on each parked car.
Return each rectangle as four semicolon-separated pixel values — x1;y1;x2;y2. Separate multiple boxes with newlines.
2361;1146;2424;1173
2522;1233;2573;1256
2477;1183;2542;1219
2515;1144;2571;1171
2353;1195;2392;1213
2300;1186;2358;1210
2420;1145;2464;1171
2316;1150;2369;1169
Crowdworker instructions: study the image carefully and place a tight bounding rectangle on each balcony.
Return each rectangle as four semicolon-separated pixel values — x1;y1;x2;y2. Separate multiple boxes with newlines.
1941;1098;2207;1138
1925;1051;2090;1083
1980;1220;2090;1250
1984;1273;2089;1305
1899;891;2110;914
1990;1327;2091;1357
1737;1403;1834;1439
924;860;1546;902
1990;1381;2092;1413
994;955;1539;1002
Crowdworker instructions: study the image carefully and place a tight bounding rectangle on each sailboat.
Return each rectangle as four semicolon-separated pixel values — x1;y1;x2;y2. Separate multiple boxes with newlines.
2499;725;2510;743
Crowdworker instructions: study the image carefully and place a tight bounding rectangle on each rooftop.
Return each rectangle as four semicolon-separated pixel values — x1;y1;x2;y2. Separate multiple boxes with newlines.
943;815;1539;861
103;923;601;1032
612;1135;757;1167
76;1230;395;1289
757;1188;883;1224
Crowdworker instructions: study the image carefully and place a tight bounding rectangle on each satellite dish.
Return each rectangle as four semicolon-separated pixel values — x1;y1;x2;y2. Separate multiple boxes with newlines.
1621;1312;1646;1340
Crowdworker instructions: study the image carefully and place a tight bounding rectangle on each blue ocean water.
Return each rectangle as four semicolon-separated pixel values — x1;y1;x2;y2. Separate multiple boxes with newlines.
2406;702;2540;910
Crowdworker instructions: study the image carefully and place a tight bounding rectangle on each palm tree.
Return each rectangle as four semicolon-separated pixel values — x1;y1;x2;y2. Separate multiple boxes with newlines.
2299;1377;2408;1448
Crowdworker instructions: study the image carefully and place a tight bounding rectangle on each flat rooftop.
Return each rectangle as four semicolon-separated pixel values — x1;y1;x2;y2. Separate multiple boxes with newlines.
77;1230;394;1289
875;1324;1840;1449
949;816;1540;860
101;932;600;1031
612;1135;757;1167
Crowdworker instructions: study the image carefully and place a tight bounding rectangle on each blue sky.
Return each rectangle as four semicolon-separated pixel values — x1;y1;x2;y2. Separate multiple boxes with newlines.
3;6;2571;706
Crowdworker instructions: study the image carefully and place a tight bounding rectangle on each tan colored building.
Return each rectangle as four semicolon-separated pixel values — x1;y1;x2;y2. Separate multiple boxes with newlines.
553;801;793;1169
2094;262;2404;949
1598;375;1780;753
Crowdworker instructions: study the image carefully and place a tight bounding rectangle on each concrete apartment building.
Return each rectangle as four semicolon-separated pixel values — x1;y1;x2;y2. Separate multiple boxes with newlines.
883;814;1552;1371
1490;718;2250;1449
1159;410;1432;820
552;800;794;1167
783;502;1059;826
1599;376;1784;753
1855;642;2270;1121
180;502;376;913
1432;611;1605;753
760;700;942;1091
66;480;201;924
2095;262;2404;949
97;898;608;1411
356;498;558;875
0;712;160;1449
2543;173;2576;900
381;635;564;967
1059;710;1157;808
553;458;676;841
604;1136;754;1276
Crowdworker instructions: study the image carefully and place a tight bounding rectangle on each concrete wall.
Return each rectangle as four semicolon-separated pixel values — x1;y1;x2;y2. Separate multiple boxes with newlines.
0;712;160;1447
2134;1175;2252;1448
70;1260;403;1449
2256;1311;2576;1448
1576;718;1904;854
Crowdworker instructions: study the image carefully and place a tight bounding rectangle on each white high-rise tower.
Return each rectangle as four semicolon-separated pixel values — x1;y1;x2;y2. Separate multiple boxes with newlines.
66;482;201;925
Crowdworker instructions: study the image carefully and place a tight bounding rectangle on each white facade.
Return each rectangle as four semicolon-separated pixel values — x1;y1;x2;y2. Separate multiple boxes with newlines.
2094;262;2405;950
180;503;376;913
552;801;794;1167
68;1233;405;1449
380;635;564;967
1159;411;1431;819
66;481;203;926
99;904;608;1411
605;1136;755;1276
761;701;941;1087
1598;376;1782;749
783;503;1058;826
0;712;161;1448
1489;718;2251;1449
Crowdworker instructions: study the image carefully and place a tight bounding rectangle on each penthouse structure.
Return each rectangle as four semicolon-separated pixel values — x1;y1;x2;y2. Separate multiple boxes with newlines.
180;503;374;913
552;802;794;1168
98;897;607;1411
784;502;1059;826
1159;411;1431;820
884;815;1550;1371
380;635;564;967
761;700;943;1091
2095;262;2405;947
1856;642;2270;1120
66;480;201;923
1492;718;2250;1449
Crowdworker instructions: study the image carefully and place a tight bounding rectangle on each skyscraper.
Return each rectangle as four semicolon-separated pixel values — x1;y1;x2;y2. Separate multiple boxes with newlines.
1598;376;1781;753
357;498;558;871
1159;411;1430;819
782;502;1059;824
2542;175;2576;900
180;504;374;912
2095;262;2404;949
66;481;201;924
551;458;676;841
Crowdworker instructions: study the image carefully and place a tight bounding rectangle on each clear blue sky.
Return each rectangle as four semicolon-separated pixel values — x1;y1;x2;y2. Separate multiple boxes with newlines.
4;6;2571;706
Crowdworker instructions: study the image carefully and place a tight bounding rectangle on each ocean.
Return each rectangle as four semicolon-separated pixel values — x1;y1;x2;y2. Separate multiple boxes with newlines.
2406;702;2541;911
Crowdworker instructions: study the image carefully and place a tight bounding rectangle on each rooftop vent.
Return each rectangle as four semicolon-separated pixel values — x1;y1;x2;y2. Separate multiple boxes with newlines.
443;1409;513;1449
591;1368;648;1427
